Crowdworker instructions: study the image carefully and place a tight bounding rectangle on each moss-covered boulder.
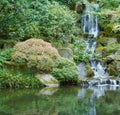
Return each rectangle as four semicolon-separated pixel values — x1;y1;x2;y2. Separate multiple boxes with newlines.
97;37;117;47
75;2;85;14
95;46;105;56
106;52;120;76
12;38;60;71
58;48;73;61
86;64;94;77
105;43;120;56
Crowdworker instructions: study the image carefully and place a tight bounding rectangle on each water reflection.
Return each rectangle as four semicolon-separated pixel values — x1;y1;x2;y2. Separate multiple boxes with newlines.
38;87;58;95
0;86;119;115
78;85;120;115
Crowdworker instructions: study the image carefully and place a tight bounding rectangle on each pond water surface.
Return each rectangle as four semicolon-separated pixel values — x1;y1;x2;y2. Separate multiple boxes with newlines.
0;86;120;115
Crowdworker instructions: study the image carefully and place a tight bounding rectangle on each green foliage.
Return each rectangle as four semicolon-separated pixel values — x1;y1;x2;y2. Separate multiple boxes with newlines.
12;38;60;71
70;38;90;63
0;0;78;43
98;0;120;9
0;48;14;67
0;68;41;88
49;0;82;9
52;57;78;82
98;1;120;37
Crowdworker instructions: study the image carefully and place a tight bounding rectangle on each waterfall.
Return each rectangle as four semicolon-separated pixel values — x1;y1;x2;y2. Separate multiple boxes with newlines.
82;3;109;78
82;4;99;38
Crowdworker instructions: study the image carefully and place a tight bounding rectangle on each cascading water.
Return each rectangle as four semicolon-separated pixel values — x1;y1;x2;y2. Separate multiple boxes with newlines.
82;3;109;78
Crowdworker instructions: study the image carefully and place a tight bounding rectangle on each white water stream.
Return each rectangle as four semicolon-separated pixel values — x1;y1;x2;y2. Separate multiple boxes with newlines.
82;3;109;78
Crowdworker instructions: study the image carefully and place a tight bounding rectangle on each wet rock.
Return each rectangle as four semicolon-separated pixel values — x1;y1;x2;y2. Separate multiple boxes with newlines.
80;78;120;86
36;74;59;87
75;2;85;14
77;62;86;78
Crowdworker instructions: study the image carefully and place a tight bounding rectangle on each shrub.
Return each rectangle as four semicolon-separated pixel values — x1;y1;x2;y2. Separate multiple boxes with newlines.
52;57;78;82
0;0;78;42
12;38;60;71
70;38;91;63
0;68;41;88
98;1;120;37
0;48;14;67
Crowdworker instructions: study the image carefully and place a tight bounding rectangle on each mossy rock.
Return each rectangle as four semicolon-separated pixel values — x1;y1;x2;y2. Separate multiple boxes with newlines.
75;2;85;14
105;43;120;56
86;64;94;77
97;37;110;46
95;46;105;56
104;24;113;36
106;54;120;76
58;48;73;61
108;64;118;76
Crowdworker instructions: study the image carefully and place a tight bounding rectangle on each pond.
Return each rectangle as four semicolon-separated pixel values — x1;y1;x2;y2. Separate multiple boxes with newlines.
0;86;120;115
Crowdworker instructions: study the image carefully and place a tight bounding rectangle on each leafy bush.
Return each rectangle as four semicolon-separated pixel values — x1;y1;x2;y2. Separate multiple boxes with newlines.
70;38;90;63
98;0;120;9
0;48;14;67
52;57;78;82
50;0;82;10
98;1;120;37
12;38;60;71
0;0;78;43
0;68;41;88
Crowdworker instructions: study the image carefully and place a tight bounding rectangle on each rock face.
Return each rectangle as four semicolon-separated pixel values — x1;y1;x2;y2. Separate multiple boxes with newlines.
77;62;87;79
36;74;59;87
106;49;120;76
58;48;73;61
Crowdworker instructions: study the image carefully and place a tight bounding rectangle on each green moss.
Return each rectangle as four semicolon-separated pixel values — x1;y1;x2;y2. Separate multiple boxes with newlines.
86;65;94;78
96;46;105;51
97;37;110;46
105;43;120;55
108;64;118;76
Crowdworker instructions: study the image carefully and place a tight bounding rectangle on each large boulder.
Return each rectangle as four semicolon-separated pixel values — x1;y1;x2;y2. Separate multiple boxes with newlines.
36;74;59;87
106;49;120;76
58;48;73;61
